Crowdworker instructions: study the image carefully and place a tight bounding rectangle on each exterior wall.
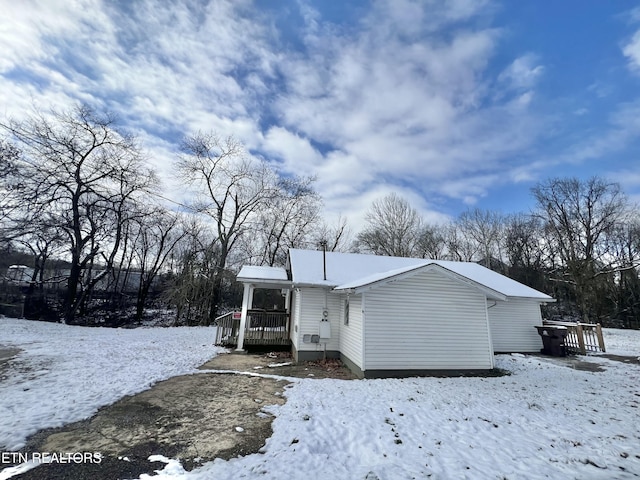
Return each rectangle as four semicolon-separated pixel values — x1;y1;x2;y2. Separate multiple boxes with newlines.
293;346;340;361
338;294;364;371
294;287;342;355
363;269;494;371
488;298;544;353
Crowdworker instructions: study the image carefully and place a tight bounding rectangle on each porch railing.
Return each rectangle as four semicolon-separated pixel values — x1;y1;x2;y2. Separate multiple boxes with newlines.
214;310;290;347
543;320;606;354
214;311;241;347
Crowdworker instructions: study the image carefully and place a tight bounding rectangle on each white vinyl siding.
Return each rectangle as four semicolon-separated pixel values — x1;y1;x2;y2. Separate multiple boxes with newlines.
339;294;363;369
295;287;341;352
363;269;493;370
488;299;544;352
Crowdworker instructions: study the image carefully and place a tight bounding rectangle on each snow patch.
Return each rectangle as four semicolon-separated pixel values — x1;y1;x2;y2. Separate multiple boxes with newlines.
1;319;639;479
0;318;221;451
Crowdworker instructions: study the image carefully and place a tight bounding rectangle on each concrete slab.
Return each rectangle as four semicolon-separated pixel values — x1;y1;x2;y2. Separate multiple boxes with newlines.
8;352;356;479
198;350;357;380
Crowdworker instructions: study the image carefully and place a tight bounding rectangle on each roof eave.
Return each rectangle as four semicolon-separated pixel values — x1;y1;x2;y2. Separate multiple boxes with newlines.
237;277;293;288
515;296;556;303
293;282;337;289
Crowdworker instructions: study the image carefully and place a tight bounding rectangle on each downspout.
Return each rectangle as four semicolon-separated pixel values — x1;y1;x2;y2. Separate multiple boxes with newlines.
321;286;329;359
361;293;366;376
484;297;495;369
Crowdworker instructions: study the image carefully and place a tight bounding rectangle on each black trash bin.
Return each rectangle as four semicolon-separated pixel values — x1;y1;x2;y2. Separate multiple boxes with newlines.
535;325;568;356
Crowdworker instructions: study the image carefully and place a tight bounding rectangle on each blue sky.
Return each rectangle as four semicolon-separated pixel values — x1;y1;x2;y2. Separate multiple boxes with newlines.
1;0;639;229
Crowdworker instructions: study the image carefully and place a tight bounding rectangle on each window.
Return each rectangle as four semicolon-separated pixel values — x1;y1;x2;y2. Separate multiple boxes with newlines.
344;297;350;325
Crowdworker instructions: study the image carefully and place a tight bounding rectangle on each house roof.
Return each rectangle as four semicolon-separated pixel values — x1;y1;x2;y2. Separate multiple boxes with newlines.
237;265;289;286
287;249;554;301
332;262;508;300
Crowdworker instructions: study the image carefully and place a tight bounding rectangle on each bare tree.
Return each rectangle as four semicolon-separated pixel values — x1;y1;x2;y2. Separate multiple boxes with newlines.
249;176;321;267
443;222;478;262
177;133;278;322
502;213;547;292
162;217;224;326
356;193;422;257
0;140;22;229
1;105;157;323
313;215;353;252
603;215;640;327
457;208;505;270
503;213;545;270
532;176;629;321
415;223;447;259
130;207;187;323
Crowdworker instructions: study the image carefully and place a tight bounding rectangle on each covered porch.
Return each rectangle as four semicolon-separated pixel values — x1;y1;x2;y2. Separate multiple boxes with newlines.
214;309;291;347
217;265;293;350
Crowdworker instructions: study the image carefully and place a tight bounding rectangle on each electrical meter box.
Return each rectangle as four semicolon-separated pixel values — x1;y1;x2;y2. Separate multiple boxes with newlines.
319;321;331;339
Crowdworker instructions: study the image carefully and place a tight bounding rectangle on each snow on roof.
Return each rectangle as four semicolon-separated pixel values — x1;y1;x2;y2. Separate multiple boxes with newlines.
333;263;432;291
237;265;289;282
288;249;553;301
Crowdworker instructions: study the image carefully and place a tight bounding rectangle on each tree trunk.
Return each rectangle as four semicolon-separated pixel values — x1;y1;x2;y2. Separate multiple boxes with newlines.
64;262;82;323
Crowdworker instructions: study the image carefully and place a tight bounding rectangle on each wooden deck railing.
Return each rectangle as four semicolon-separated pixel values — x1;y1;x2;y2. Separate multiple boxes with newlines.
214;310;290;347
543;320;606;354
214;311;240;346
244;310;290;345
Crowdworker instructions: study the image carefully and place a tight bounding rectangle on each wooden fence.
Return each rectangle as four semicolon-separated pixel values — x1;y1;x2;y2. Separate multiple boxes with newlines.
543;320;606;354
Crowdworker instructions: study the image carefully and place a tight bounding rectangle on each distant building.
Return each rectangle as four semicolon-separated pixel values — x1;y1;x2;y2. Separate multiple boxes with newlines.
5;265;34;286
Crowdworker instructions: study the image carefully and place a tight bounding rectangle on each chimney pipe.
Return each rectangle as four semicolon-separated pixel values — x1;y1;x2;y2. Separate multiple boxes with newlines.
319;240;327;281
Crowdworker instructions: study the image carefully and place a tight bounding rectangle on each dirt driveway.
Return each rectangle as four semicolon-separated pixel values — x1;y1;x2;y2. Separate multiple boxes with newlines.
7;352;356;480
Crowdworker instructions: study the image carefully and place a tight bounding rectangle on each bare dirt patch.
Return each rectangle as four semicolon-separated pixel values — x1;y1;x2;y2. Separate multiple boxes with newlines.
199;350;358;380
8;351;356;479
599;354;640;366
533;354;606;372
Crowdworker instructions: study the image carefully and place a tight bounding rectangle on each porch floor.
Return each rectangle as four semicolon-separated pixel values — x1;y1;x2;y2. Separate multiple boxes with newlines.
217;335;291;348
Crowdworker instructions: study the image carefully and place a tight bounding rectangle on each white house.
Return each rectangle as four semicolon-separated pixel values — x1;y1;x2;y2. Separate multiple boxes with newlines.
233;249;554;378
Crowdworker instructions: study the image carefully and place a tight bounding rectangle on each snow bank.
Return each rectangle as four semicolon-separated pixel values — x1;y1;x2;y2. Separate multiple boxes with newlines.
0;317;221;451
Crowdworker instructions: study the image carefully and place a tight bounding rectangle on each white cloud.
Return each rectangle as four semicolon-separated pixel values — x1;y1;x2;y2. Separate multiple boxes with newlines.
610;169;640;191
622;30;640;73
270;0;548;213
608;169;640;208
325;183;451;234
498;54;544;90
520;100;640;190
0;0;559;228
261;127;325;174
567;100;640;164
0;0;106;73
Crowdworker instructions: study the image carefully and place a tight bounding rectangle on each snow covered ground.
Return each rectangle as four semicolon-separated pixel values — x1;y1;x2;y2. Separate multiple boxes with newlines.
1;319;639;480
0;317;222;451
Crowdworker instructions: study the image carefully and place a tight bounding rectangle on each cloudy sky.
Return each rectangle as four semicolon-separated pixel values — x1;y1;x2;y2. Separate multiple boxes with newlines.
1;0;640;228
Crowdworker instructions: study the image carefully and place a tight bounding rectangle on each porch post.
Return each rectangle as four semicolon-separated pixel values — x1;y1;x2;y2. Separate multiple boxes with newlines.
237;283;254;351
